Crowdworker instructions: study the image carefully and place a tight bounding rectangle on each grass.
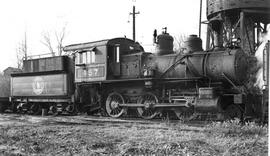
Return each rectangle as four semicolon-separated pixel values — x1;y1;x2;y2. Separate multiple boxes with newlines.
0;115;268;156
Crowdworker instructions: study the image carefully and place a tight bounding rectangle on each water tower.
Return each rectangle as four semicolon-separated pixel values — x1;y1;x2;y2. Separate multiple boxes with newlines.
205;0;270;55
205;0;270;121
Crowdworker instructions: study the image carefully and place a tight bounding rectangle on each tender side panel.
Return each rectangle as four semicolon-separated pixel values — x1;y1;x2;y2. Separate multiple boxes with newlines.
23;56;68;73
11;74;68;97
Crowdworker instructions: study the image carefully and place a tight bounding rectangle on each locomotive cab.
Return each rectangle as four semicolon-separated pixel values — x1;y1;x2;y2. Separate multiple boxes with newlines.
63;38;146;114
107;39;145;79
64;37;144;83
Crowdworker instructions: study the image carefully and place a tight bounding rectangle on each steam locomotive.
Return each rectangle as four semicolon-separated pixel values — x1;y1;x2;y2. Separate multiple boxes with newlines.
4;28;259;121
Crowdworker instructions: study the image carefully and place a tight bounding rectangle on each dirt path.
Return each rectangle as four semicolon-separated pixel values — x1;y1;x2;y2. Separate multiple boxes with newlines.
0;113;268;156
0;113;164;126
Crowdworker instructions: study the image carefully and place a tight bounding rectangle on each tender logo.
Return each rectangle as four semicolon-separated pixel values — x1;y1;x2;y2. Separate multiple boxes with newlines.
32;77;45;95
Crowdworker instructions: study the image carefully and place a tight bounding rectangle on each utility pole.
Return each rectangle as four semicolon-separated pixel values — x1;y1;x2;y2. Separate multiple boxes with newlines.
199;0;202;38
130;5;140;41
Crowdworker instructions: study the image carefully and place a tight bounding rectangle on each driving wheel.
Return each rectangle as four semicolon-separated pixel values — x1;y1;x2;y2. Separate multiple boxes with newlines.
105;92;126;118
137;92;159;119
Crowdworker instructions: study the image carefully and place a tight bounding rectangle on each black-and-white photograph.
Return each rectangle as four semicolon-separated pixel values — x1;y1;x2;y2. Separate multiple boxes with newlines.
0;0;269;155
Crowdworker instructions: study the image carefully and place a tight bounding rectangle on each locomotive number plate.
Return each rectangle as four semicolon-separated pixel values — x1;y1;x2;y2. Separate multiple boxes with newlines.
87;67;104;77
76;66;105;78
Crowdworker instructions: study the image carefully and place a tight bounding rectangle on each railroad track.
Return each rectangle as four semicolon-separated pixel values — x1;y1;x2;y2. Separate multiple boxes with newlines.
0;113;212;128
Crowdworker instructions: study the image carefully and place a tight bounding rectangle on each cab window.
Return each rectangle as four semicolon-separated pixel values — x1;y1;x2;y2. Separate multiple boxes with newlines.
115;45;120;63
75;52;83;64
76;51;96;64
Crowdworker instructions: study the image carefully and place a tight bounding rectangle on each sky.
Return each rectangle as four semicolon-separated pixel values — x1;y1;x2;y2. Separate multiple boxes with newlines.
0;0;207;71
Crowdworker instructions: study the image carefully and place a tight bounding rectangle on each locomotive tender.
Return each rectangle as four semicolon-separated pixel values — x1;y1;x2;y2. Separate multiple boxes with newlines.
9;56;75;114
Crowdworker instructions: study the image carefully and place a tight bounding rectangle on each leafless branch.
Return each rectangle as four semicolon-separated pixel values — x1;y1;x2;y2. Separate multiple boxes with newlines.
41;31;55;56
16;33;28;69
55;25;67;56
173;34;187;54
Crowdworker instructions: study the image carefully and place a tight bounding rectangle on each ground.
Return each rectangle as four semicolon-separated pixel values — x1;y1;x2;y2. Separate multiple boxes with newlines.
0;114;268;156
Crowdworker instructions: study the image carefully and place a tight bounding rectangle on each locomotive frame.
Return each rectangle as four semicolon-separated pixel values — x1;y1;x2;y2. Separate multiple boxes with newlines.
62;37;249;120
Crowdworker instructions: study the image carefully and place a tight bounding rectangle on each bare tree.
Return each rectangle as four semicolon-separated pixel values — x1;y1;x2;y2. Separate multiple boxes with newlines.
55;25;66;56
173;34;187;54
41;24;67;56
41;31;55;56
16;48;23;69
16;32;28;69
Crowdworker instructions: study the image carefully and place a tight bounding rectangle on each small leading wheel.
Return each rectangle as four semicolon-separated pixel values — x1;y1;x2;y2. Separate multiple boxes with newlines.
49;105;59;116
137;92;159;119
174;107;195;121
224;104;243;120
105;92;126;118
66;104;77;115
29;103;42;115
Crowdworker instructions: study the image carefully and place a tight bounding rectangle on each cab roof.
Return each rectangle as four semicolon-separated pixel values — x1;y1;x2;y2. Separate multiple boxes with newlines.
63;37;143;52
